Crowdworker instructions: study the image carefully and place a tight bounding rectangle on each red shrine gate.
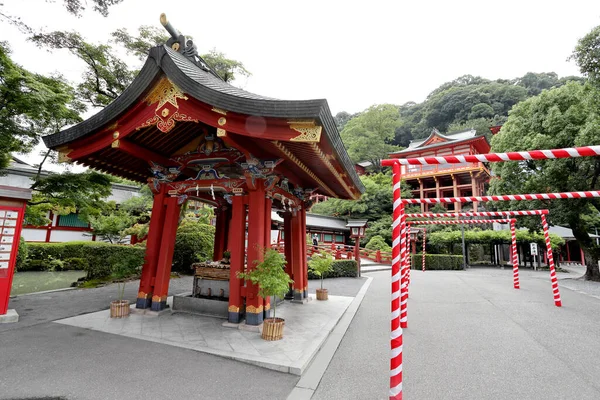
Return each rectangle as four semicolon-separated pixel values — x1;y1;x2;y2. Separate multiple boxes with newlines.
42;16;364;326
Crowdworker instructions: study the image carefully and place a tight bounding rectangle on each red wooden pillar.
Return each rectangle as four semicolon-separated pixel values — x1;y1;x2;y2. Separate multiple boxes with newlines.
566;241;571;262
213;207;227;261
151;196;181;311
227;195;246;323
245;181;266;325
580;247;585;265
300;206;308;298
291;209;305;301
283;211;293;298
263;196;272;319
136;186;167;309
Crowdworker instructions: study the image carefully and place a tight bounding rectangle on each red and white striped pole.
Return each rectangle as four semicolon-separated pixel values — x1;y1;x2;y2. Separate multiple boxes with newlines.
406;210;549;218
422;227;426;272
402;191;600;204
510;219;520;289
406;227;411;289
541;214;562;307
408;219;513;225
384;145;600;165
385;160;403;400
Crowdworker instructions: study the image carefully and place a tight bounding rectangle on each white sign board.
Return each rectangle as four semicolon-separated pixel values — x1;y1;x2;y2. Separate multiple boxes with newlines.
530;243;538;256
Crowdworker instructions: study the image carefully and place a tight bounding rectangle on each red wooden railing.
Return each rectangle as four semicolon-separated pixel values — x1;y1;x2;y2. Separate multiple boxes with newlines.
271;242;393;264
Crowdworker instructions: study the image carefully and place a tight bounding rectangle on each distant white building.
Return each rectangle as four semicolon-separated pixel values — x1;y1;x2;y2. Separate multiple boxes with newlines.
0;157;140;243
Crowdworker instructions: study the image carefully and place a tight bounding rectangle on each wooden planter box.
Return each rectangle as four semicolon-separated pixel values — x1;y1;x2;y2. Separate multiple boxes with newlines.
193;263;230;281
262;318;285;341
110;300;130;318
316;288;328;301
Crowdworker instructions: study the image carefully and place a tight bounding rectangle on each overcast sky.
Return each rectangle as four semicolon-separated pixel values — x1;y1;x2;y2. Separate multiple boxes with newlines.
2;0;600;169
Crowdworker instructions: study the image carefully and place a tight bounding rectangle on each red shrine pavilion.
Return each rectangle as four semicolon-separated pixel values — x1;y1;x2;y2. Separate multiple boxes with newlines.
389;128;491;212
43;15;364;326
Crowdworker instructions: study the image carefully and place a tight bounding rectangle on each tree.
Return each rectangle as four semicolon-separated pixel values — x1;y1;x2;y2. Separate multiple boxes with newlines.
488;81;600;281
89;211;136;244
310;172;412;245
340;104;402;169
0;42;84;169
25;171;114;226
32;26;252;108
30;31;135;107
571;26;600;86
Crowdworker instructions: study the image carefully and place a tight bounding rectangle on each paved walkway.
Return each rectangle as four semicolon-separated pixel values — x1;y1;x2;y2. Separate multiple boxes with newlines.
2;266;600;399
314;268;600;400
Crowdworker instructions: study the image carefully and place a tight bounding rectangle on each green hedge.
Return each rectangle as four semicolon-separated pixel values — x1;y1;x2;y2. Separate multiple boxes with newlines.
308;260;358;279
16;238;27;271
21;241;145;278
410;254;463;270
172;220;215;273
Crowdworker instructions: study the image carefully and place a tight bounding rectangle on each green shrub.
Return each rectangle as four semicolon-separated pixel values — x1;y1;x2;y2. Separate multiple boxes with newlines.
308;259;357;279
16;237;27;271
64;257;88;270
365;235;391;252
411;254;463;270
24;241;145;278
19;259;49;272
172;220;215;273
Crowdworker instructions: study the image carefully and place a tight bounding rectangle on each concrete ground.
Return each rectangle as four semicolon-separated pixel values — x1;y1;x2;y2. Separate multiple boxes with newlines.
2;268;600;400
313;268;600;400
0;275;365;400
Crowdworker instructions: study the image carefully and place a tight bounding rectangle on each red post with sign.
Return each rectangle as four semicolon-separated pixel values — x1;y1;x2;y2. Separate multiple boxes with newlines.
0;186;31;321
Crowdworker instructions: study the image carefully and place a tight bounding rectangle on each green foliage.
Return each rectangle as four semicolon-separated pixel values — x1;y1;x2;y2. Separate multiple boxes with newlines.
390;73;582;146
571;26;600;87
340;104;402;168
16;238;27;271
428;229;564;250
308;251;334;290
172;219;215;273
365;235;391;252
201;49;251;83
21;241;145;278
237;248;293;320
0;42;83;169
31;31;136;107
311;172;411;246
25;171;113;226
89;211;136;244
410;254;463;270
488;81;600;279
308;260;358;279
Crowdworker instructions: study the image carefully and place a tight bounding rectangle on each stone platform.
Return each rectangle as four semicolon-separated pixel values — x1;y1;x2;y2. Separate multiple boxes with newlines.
55;294;354;375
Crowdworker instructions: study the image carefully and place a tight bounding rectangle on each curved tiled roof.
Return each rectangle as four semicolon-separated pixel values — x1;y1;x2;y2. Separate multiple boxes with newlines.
43;45;364;194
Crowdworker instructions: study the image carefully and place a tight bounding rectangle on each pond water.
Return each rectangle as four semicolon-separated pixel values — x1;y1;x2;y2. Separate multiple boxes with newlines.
10;271;87;296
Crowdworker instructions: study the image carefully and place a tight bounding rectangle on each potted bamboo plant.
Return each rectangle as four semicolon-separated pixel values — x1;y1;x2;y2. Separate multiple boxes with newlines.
308;251;334;300
109;253;139;318
238;248;293;340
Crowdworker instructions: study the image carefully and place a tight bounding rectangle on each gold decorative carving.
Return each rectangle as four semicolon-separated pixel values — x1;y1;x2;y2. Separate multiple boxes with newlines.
217;128;227;137
145;78;188;109
228;305;240;313
137;291;150;299
272;141;337;198
289;124;322;142
171;42;180;51
264;303;271;311
218;117;227;126
111;139;120;148
246;305;264;314
138;78;198;133
212;107;228;115
113;131;120;139
57;150;72;163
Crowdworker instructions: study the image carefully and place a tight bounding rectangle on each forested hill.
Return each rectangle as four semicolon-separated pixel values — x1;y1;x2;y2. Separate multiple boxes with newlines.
335;72;584;165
